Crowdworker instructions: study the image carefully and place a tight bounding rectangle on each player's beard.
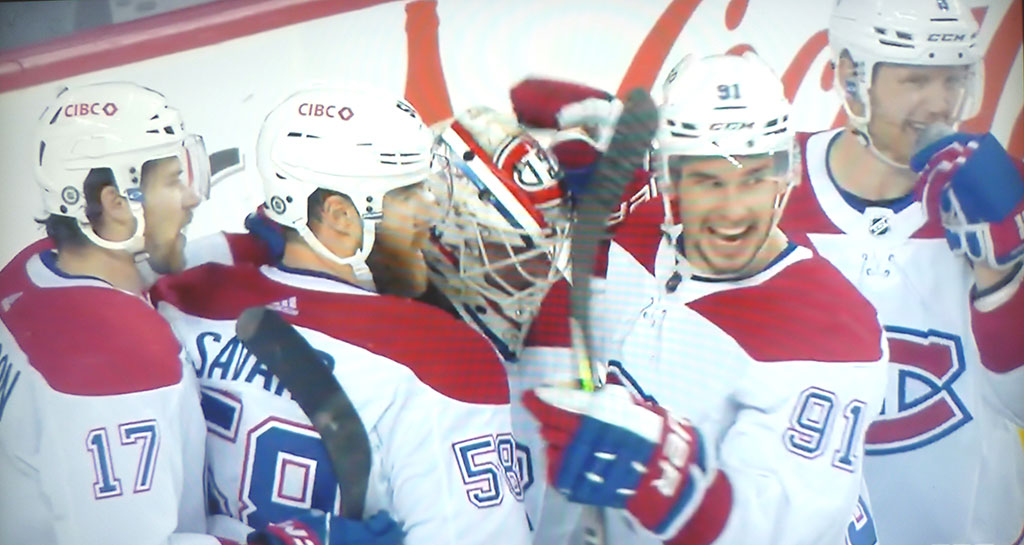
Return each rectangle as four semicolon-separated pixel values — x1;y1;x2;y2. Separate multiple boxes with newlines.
145;224;189;274
367;229;429;298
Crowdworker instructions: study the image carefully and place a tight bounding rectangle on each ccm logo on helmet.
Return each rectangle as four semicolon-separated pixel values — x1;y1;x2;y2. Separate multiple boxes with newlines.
64;102;118;117
927;33;967;42
297;103;354;120
710;122;754;130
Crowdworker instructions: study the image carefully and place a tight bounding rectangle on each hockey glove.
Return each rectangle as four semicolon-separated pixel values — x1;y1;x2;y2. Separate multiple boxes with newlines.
522;384;713;539
911;132;1024;269
510;78;622;151
247;511;403;545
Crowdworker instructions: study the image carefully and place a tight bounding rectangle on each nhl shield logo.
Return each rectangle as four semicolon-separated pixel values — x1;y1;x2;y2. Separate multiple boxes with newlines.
865;208;893;237
868;216;889;236
864;326;972;455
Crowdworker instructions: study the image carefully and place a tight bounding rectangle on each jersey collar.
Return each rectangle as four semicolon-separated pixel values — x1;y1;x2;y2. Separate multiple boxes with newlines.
260;264;378;296
806;129;927;243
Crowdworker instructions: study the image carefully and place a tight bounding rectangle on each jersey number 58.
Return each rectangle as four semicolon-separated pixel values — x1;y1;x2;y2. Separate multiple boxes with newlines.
452;433;525;508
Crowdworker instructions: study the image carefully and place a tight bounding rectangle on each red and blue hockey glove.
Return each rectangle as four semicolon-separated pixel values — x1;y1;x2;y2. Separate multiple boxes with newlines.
247;511;403;545
522;384;713;539
510;78;622;152
911;132;1024;269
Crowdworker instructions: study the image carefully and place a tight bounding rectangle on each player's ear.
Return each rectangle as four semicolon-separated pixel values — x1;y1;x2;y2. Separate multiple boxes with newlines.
97;184;133;229
836;52;865;118
320;193;360;235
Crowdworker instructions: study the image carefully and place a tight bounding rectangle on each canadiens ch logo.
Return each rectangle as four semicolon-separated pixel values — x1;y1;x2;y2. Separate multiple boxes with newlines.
865;326;972;455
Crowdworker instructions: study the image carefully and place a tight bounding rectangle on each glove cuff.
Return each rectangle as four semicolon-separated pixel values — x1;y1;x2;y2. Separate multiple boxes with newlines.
973;260;1024;312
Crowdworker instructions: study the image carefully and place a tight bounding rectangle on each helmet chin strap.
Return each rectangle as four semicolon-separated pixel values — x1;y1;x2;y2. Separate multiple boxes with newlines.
838;71;916;171
296;221;377;291
850;126;913;171
78;201;148;257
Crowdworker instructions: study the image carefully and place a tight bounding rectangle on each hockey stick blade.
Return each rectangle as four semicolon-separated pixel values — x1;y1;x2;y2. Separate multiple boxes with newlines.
236;306;371;520
570;88;659;390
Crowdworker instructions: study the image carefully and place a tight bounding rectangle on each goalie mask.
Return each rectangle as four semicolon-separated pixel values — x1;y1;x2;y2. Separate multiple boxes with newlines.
256;87;453;284
35;82;210;254
828;0;981;167
426;106;570;361
657;53;798;277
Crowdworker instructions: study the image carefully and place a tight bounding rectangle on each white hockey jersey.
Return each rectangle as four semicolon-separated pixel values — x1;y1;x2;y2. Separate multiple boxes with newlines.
592;201;889;545
506;278;588;544
778;129;1024;545
151;263;531;545
0;246;220;545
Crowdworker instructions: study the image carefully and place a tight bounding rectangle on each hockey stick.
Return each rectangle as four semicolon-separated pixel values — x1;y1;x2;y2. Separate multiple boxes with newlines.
568;88;659;544
236;306;371;520
570;88;659;391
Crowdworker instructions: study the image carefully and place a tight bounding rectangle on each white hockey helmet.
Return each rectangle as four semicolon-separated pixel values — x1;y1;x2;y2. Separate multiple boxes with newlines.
256;87;452;282
657;52;797;227
828;0;982;155
427;106;570;360
35;82;210;253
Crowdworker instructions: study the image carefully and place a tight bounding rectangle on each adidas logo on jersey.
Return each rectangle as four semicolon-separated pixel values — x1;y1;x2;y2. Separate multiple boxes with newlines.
267;296;298;316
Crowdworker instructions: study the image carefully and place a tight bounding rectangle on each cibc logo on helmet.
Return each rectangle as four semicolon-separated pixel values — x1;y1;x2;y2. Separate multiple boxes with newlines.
63;102;118;117
297;103;353;120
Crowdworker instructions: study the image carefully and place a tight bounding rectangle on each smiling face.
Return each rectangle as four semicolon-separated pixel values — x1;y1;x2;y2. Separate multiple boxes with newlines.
669;153;788;276
141;156;201;274
866;63;971;165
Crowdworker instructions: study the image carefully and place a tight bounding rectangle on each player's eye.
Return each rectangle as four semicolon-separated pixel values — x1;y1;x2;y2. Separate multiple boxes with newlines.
902;73;930;87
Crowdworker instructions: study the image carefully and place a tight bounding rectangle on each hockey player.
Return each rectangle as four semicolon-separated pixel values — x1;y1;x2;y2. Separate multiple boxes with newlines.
422;105;589;543
150;87;531;545
0;82;234;545
777;0;1024;542
522;53;889;544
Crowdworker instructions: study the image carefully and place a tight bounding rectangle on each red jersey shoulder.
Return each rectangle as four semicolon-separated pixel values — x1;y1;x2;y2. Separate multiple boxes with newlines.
689;252;883;363
223;232;273;267
152;263;287;319
0;239;53;295
296;295;511;405
154;265;510;405
3;285;183;395
603;199;665;277
524;278;571;349
777;132;842;246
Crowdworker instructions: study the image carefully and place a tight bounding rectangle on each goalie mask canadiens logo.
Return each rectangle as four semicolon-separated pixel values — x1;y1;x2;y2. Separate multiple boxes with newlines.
864;327;972;455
